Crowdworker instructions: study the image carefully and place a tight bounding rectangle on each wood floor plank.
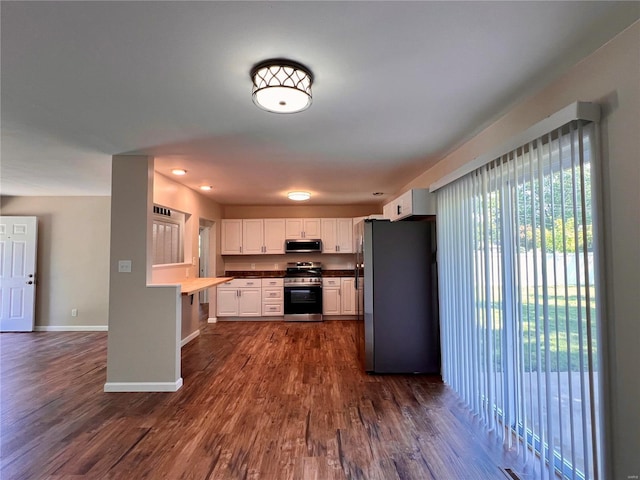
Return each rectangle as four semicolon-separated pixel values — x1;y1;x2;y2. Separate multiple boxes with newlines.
1;320;535;479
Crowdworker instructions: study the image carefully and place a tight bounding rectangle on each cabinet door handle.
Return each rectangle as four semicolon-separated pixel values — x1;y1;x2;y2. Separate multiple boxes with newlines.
397;205;402;215
240;246;243;253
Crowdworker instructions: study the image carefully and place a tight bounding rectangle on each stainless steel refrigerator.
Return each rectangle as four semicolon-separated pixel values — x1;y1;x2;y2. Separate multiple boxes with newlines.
356;219;440;374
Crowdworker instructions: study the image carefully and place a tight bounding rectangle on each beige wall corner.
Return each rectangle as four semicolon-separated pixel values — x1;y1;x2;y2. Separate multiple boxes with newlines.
0;195;110;329
152;172;224;341
105;155;181;391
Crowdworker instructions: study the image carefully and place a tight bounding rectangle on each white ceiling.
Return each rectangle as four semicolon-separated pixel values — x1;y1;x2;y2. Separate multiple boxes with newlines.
1;1;638;205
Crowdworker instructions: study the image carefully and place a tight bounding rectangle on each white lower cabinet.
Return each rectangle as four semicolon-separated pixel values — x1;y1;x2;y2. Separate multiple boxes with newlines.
340;277;356;315
217;288;242;316
322;278;341;315
322;277;356;316
217;279;262;317
261;278;283;317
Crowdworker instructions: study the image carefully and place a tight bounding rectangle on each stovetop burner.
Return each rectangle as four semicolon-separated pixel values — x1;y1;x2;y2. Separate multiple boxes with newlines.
285;262;322;277
284;262;322;286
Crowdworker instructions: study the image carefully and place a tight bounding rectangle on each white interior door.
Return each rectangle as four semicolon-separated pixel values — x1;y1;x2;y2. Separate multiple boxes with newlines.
0;216;38;332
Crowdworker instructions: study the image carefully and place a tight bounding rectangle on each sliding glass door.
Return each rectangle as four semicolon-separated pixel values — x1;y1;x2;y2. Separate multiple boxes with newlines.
438;120;602;479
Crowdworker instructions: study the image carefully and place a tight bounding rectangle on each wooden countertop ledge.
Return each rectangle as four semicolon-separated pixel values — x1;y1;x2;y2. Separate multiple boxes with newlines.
153;277;234;295
180;277;234;295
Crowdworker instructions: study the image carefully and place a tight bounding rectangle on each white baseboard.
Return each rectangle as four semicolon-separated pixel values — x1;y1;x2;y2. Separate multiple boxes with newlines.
104;378;183;392
217;317;281;322
35;325;108;332
180;329;200;347
207;317;217;323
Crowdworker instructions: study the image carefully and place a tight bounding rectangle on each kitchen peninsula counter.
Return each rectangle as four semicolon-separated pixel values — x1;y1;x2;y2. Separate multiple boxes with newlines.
152;277;234;295
178;277;234;295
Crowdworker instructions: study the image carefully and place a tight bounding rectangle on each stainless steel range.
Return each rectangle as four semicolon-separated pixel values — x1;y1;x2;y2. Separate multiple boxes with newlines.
283;262;323;322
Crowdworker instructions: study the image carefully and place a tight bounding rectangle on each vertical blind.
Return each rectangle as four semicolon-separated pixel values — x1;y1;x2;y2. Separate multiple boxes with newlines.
437;120;602;479
152;220;181;265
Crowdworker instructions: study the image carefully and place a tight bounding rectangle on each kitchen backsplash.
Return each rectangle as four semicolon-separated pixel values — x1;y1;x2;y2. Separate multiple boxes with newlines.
223;253;354;272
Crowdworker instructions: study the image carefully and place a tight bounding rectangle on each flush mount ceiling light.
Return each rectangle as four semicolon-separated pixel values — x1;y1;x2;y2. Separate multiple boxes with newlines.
199;185;213;191
251;59;313;114
171;169;187;176
287;191;311;201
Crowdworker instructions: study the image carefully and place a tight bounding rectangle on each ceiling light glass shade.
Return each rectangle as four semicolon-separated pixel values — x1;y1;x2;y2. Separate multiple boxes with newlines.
287;191;311;201
251;60;313;114
171;169;187;176
199;185;213;191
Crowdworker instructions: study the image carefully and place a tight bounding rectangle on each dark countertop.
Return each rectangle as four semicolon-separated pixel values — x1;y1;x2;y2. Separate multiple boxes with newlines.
225;269;355;279
321;270;355;277
225;270;286;278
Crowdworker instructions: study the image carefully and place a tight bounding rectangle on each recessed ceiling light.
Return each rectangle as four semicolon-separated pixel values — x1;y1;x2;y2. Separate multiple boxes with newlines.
287;191;311;201
200;185;213;191
171;169;187;176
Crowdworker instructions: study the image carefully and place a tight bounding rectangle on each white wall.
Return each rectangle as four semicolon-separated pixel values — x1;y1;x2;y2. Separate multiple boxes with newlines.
0;196;110;329
402;21;640;479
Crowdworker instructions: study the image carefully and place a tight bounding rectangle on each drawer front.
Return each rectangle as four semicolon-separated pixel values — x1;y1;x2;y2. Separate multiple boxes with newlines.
262;303;283;316
222;278;260;288
262;278;284;287
262;288;283;301
322;278;341;287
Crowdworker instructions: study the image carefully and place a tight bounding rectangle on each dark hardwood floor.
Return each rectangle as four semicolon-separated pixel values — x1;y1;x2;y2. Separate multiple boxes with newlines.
1;320;536;479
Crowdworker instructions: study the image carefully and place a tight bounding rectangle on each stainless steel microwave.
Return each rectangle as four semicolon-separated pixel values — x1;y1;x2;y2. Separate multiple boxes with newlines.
284;239;322;253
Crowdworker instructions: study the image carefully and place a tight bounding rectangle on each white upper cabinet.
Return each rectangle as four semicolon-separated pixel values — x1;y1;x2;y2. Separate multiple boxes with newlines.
382;202;395;221
383;188;436;221
221;219;243;254
285;218;321;239
222;217;359;255
321;218;353;253
242;219;265;255
336;218;353;253
263;219;286;254
320;219;337;252
221;219;285;255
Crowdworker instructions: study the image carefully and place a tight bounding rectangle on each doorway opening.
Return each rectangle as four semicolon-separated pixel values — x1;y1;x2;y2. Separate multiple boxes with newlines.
198;220;216;320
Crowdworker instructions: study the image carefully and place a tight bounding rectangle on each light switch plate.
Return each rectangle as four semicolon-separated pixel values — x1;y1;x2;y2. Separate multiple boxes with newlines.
118;260;132;273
